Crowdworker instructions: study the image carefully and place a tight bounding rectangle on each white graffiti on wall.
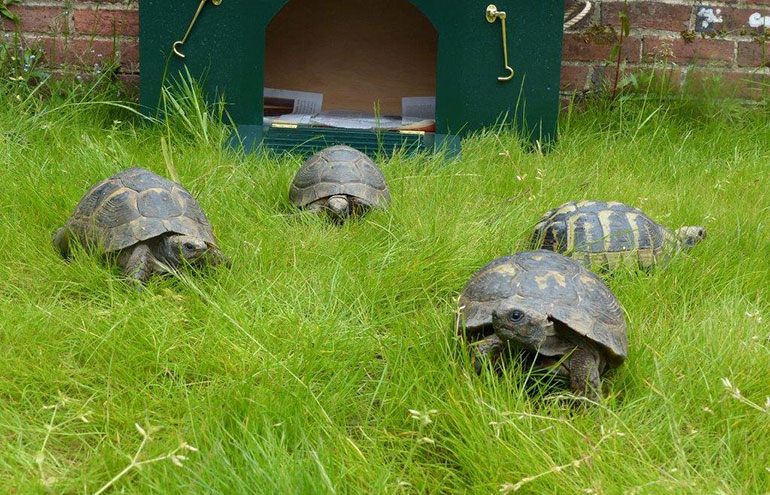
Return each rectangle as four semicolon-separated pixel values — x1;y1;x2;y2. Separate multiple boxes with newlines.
697;7;723;29
748;12;770;28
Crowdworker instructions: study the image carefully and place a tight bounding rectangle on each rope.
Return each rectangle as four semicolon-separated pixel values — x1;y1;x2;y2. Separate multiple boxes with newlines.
563;1;592;30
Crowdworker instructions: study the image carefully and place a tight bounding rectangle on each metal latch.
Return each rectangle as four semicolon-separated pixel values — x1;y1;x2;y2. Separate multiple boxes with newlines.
173;0;223;59
486;4;514;82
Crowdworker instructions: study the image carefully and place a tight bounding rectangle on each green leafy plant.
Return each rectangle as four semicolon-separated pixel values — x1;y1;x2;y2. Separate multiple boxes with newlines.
160;67;228;145
606;7;631;101
0;32;48;85
0;0;21;23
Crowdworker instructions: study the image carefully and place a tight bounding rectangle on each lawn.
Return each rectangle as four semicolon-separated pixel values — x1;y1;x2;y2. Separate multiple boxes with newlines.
0;85;769;494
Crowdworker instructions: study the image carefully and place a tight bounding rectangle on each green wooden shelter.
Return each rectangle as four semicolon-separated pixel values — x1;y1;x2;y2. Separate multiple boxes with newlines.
140;0;565;154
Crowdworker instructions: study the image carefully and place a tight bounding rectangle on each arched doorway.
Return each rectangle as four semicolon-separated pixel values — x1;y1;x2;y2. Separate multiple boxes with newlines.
264;0;438;131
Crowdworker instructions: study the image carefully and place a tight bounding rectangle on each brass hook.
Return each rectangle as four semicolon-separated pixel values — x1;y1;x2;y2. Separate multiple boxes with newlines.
172;0;222;59
486;4;514;82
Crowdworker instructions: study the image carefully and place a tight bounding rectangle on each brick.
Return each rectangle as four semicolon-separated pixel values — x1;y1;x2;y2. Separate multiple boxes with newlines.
35;36;139;69
70;38;139;67
643;37;734;65
562;33;642;63
1;6;67;34
74;8;139;37
718;7;770;32
35;36;68;64
651;66;684;89
118;73;140;100
591;64;675;92
602;2;692;32
560;64;590;91
685;68;770;99
738;41;769;67
593;64;684;93
591;64;628;91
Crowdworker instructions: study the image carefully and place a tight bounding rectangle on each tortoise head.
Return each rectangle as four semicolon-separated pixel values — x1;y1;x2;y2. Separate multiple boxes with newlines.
162;234;210;266
492;304;552;353
675;226;706;250
326;195;350;223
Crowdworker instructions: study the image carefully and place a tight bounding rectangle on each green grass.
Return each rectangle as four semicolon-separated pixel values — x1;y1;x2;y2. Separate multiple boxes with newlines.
0;86;769;494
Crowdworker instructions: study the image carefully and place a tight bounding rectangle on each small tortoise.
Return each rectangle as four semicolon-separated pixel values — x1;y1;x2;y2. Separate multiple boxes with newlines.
54;167;226;284
531;200;706;270
289;145;390;222
457;250;628;400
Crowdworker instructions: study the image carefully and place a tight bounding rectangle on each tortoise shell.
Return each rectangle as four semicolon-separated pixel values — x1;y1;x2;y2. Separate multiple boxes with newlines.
531;200;674;269
61;167;217;253
458;250;628;367
289;145;390;209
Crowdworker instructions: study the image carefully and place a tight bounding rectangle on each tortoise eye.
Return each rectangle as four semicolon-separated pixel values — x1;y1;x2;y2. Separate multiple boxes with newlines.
509;310;525;322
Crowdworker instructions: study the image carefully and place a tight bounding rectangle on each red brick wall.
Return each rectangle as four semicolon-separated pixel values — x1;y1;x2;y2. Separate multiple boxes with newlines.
0;1;139;87
563;0;770;98
2;1;769;98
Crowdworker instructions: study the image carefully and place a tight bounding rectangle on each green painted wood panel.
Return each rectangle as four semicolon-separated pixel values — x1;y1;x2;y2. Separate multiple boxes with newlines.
139;0;565;149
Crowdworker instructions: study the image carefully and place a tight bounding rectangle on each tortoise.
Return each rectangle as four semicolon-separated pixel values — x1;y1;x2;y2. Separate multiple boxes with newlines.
457;250;628;401
53;167;226;284
531;200;706;270
289;145;390;222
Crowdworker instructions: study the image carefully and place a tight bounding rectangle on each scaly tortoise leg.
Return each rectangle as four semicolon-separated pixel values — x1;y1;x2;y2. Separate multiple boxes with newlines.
567;346;602;402
472;334;505;374
119;243;157;286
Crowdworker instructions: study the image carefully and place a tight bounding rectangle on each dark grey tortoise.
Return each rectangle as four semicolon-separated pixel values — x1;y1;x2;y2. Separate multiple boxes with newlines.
457;250;628;401
289;145;390;223
531;200;706;271
53;167;226;284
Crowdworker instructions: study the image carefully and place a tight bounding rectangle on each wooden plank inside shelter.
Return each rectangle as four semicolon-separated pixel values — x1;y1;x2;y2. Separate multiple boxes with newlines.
265;0;438;115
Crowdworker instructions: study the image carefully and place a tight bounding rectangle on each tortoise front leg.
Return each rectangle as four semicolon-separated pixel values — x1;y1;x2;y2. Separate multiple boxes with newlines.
472;334;505;374
567;346;602;402
53;228;71;259
306;199;326;213
118;243;157;286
